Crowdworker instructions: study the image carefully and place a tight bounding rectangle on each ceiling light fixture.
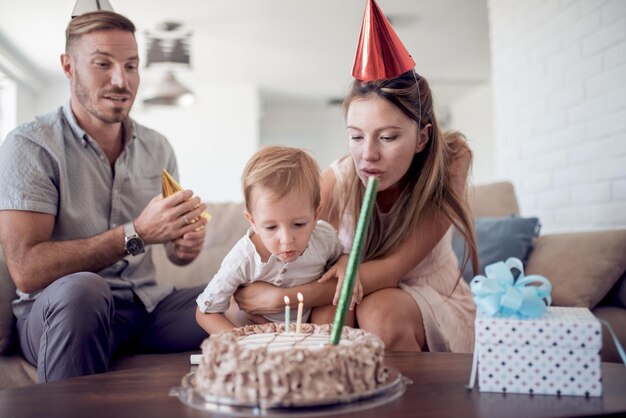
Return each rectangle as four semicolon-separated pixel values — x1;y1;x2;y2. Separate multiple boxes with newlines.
145;21;191;67
143;21;194;107
142;71;194;107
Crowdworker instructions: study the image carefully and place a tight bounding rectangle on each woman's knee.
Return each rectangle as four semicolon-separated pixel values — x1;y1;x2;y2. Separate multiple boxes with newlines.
356;289;398;325
356;289;424;350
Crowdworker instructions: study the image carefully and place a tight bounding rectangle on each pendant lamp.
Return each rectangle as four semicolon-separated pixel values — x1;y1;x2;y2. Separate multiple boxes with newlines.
142;71;194;107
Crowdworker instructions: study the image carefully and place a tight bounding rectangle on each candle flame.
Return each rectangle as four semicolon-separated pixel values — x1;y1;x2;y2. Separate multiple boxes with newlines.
297;292;303;302
284;295;290;304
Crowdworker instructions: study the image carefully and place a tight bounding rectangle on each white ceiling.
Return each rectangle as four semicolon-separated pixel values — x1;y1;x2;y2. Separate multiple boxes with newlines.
0;0;490;107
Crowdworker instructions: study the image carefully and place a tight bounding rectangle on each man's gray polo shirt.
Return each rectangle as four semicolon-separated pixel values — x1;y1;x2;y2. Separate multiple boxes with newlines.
0;102;178;313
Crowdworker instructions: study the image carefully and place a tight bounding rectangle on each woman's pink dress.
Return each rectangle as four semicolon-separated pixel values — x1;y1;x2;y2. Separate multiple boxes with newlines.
332;159;475;353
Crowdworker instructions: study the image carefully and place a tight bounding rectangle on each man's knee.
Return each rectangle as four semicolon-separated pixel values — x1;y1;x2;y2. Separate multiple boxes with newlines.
18;272;114;380
44;272;112;321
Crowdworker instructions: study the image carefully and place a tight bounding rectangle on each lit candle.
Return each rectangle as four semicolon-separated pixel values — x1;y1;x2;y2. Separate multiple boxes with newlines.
284;295;291;334
330;177;378;345
295;292;304;334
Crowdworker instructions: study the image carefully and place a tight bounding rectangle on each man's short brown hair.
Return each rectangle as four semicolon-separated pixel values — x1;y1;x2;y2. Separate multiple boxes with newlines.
65;11;135;53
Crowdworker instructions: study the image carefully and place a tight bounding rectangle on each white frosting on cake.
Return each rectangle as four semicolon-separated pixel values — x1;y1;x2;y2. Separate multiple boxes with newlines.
193;323;388;408
236;330;353;352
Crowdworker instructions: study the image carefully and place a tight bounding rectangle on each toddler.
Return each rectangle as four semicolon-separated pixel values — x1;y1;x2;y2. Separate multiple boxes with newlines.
196;145;350;333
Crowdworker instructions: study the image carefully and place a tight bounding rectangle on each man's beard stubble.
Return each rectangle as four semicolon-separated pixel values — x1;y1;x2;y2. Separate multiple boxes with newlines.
74;70;133;124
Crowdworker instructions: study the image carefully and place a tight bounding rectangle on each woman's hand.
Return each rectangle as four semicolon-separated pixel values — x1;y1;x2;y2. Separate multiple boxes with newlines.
233;282;284;315
318;255;363;310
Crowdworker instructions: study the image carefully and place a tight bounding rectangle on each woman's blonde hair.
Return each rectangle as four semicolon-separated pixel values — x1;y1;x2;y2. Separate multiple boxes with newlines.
66;11;135;53
339;70;479;279
242;145;321;212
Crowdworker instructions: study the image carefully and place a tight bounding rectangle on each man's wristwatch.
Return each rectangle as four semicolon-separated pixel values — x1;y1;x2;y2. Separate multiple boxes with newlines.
123;222;145;256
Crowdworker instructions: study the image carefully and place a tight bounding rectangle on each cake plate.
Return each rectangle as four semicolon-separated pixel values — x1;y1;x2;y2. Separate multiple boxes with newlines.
170;367;411;417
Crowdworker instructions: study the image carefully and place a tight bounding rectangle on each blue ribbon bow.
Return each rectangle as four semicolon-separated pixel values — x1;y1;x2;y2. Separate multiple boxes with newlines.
470;257;552;318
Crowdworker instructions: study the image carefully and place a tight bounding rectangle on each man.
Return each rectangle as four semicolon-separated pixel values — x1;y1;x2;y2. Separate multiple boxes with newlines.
0;11;208;382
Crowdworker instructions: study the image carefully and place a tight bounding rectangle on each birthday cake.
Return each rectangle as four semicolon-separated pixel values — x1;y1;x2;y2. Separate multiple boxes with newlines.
192;323;389;408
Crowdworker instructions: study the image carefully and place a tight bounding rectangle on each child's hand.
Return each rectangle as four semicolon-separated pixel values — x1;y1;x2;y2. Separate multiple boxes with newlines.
318;255;363;310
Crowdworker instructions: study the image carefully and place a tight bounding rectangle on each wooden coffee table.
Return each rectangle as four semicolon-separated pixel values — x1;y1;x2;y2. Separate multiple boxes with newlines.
1;352;625;417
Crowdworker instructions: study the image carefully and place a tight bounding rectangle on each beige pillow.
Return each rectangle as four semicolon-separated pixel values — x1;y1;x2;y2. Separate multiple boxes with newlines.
525;230;626;308
469;182;520;218
0;247;17;355
154;201;248;289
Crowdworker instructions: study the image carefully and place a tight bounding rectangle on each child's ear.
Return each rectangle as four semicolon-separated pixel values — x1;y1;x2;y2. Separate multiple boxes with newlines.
244;210;257;232
314;204;321;221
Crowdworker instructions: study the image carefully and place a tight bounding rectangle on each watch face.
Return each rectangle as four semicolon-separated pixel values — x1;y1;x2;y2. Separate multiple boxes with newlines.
126;237;145;255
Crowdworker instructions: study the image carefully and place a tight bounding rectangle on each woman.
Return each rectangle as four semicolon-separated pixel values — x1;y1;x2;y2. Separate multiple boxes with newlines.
235;69;479;353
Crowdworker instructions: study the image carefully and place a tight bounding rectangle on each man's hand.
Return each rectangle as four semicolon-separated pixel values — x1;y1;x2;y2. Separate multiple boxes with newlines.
134;190;207;245
166;227;206;265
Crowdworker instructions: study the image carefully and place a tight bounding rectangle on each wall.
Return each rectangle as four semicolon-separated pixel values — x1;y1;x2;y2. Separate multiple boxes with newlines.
488;0;626;232
24;77;260;203
133;81;260;203
260;98;349;171
0;38;42;130
33;82;67;119
449;83;494;185
0;76;16;141
261;87;496;181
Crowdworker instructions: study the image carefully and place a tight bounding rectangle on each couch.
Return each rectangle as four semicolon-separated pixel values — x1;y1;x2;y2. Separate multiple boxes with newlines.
1;182;625;389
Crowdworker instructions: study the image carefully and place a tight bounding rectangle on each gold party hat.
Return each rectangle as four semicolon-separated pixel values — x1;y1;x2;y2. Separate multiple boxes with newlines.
162;169;212;223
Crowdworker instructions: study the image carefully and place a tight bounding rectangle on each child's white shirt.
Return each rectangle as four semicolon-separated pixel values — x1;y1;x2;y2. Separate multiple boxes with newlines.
196;220;343;323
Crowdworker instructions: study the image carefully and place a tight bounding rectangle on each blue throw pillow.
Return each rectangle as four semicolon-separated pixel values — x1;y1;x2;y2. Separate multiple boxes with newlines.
452;216;541;283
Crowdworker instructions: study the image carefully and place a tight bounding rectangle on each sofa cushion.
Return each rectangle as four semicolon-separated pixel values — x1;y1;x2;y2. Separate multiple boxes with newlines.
0;247;16;355
525;230;626;309
469;182;520;218
0;355;36;389
452;216;540;282
155;201;248;289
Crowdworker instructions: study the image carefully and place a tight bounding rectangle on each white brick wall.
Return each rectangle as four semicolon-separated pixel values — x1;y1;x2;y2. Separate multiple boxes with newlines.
489;0;626;232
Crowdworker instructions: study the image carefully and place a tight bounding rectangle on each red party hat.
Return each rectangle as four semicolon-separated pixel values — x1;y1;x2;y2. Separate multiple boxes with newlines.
352;0;416;81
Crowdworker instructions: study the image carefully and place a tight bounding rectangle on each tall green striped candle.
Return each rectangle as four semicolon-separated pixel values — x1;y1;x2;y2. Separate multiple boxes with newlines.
330;176;378;345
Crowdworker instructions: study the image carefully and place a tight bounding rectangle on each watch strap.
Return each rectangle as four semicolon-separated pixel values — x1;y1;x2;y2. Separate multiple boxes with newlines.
124;221;138;239
123;221;145;256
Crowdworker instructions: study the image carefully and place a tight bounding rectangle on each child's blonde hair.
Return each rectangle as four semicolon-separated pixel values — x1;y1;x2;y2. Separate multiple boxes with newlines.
242;145;321;212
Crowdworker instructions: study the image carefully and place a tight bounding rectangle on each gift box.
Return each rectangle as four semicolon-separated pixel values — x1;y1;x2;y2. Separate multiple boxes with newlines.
475;306;602;397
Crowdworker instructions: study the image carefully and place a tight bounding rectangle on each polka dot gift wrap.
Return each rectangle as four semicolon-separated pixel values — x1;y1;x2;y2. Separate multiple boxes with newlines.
475;307;602;397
